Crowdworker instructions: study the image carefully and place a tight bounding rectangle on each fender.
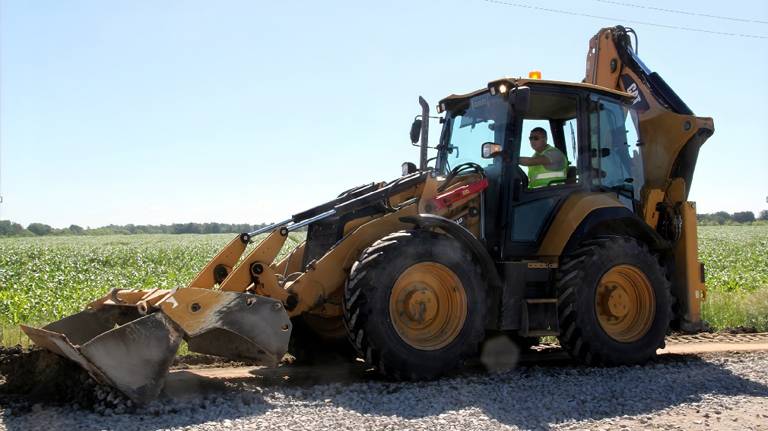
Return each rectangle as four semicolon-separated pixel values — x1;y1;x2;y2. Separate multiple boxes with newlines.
562;207;670;255
399;214;501;287
537;193;668;257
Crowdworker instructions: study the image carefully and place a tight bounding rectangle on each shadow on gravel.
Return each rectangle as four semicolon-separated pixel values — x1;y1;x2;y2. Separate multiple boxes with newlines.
322;351;768;430
3;350;767;430
0;347;271;431
1;378;272;431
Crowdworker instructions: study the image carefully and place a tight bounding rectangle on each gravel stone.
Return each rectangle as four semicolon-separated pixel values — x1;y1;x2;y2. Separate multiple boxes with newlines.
1;351;767;430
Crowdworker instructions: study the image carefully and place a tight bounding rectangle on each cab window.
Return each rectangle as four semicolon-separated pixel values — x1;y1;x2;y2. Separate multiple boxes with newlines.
440;93;510;173
518;93;579;188
589;98;644;200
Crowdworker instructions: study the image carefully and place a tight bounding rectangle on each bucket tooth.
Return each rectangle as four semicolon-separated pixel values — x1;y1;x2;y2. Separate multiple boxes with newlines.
22;311;182;404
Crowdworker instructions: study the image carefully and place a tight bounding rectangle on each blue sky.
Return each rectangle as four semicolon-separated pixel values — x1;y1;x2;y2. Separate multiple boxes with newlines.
1;0;766;228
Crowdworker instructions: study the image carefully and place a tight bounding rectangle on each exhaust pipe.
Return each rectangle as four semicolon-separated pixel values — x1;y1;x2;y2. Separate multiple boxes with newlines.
418;96;430;170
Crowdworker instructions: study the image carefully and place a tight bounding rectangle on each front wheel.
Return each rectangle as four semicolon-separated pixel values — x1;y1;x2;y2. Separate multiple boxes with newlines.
556;236;672;365
343;230;487;380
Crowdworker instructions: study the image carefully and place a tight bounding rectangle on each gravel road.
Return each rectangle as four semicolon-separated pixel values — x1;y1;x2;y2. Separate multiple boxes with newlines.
2;351;767;431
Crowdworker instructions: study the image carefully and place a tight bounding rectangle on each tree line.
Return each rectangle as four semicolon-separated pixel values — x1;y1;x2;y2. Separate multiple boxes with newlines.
697;210;768;226
1;210;766;237
0;221;269;237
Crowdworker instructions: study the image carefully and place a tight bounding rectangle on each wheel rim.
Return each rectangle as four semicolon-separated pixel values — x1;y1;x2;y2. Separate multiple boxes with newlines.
595;264;655;343
389;262;467;350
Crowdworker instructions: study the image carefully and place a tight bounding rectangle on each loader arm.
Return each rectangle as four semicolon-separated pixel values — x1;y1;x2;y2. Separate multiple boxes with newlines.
19;169;473;403
585;26;714;331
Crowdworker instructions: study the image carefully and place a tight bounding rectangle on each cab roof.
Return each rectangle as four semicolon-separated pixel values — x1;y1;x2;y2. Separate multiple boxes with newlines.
438;78;633;107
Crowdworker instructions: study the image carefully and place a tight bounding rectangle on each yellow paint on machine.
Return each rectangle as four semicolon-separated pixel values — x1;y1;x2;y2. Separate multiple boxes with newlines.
673;202;706;327
158;288;234;336
186;234;248;289
219;228;288;292
536;193;624;258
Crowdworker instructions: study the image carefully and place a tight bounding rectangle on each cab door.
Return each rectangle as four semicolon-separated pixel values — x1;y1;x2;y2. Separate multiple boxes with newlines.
501;88;588;259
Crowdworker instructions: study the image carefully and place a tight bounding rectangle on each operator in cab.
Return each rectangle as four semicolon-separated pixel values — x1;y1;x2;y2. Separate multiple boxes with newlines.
518;127;567;188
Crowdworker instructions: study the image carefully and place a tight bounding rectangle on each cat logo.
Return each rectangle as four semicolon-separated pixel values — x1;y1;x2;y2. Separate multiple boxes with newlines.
626;82;642;105
620;75;650;113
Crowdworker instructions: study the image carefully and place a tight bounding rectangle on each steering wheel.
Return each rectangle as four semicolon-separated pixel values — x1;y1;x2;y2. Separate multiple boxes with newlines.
449;162;484;176
437;162;485;192
438;162;486;192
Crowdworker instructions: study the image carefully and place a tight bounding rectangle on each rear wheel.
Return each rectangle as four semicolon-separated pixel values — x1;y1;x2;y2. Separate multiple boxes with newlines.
343;230;486;380
556;236;671;365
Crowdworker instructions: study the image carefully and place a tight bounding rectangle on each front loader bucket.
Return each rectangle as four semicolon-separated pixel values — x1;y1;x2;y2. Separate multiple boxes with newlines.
22;289;292;403
160;289;292;367
21;309;183;404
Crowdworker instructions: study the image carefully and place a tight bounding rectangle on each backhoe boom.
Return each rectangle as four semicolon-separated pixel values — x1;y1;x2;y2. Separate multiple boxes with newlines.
585;25;713;330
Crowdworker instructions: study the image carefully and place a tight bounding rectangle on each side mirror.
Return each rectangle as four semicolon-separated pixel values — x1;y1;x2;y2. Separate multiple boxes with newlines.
590;148;611;158
401;162;418;176
410;119;422;144
509;86;531;112
481;142;502;158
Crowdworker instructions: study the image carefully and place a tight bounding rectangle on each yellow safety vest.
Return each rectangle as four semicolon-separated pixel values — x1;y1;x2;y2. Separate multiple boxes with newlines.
528;145;568;188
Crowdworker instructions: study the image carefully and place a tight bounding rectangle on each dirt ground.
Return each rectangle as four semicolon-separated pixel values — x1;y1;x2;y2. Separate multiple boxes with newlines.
1;332;767;415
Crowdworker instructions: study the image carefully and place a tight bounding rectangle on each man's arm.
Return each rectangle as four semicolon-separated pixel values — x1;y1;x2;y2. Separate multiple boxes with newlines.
519;155;550;166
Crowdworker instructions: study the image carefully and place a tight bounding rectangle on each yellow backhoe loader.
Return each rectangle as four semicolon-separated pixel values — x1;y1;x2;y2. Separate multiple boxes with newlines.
22;26;713;403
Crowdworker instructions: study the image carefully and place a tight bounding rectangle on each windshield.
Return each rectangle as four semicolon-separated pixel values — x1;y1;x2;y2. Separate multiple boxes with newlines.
437;92;510;174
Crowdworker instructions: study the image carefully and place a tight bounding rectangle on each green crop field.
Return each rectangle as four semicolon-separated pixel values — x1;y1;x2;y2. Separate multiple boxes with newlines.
698;225;768;331
0;226;766;346
0;233;305;346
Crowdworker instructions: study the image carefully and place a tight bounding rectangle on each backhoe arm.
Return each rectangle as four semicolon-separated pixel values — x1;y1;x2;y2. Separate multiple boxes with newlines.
586;26;714;193
585;26;713;331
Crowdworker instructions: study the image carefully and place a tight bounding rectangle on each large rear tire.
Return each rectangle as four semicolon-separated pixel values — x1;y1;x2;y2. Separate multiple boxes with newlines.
343;230;486;380
556;236;671;365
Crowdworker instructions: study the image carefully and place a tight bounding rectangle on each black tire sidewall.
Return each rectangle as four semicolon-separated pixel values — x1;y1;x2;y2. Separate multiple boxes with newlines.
567;238;671;364
348;230;486;378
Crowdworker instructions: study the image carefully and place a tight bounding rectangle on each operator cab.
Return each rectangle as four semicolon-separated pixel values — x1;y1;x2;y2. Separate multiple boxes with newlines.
436;79;643;259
